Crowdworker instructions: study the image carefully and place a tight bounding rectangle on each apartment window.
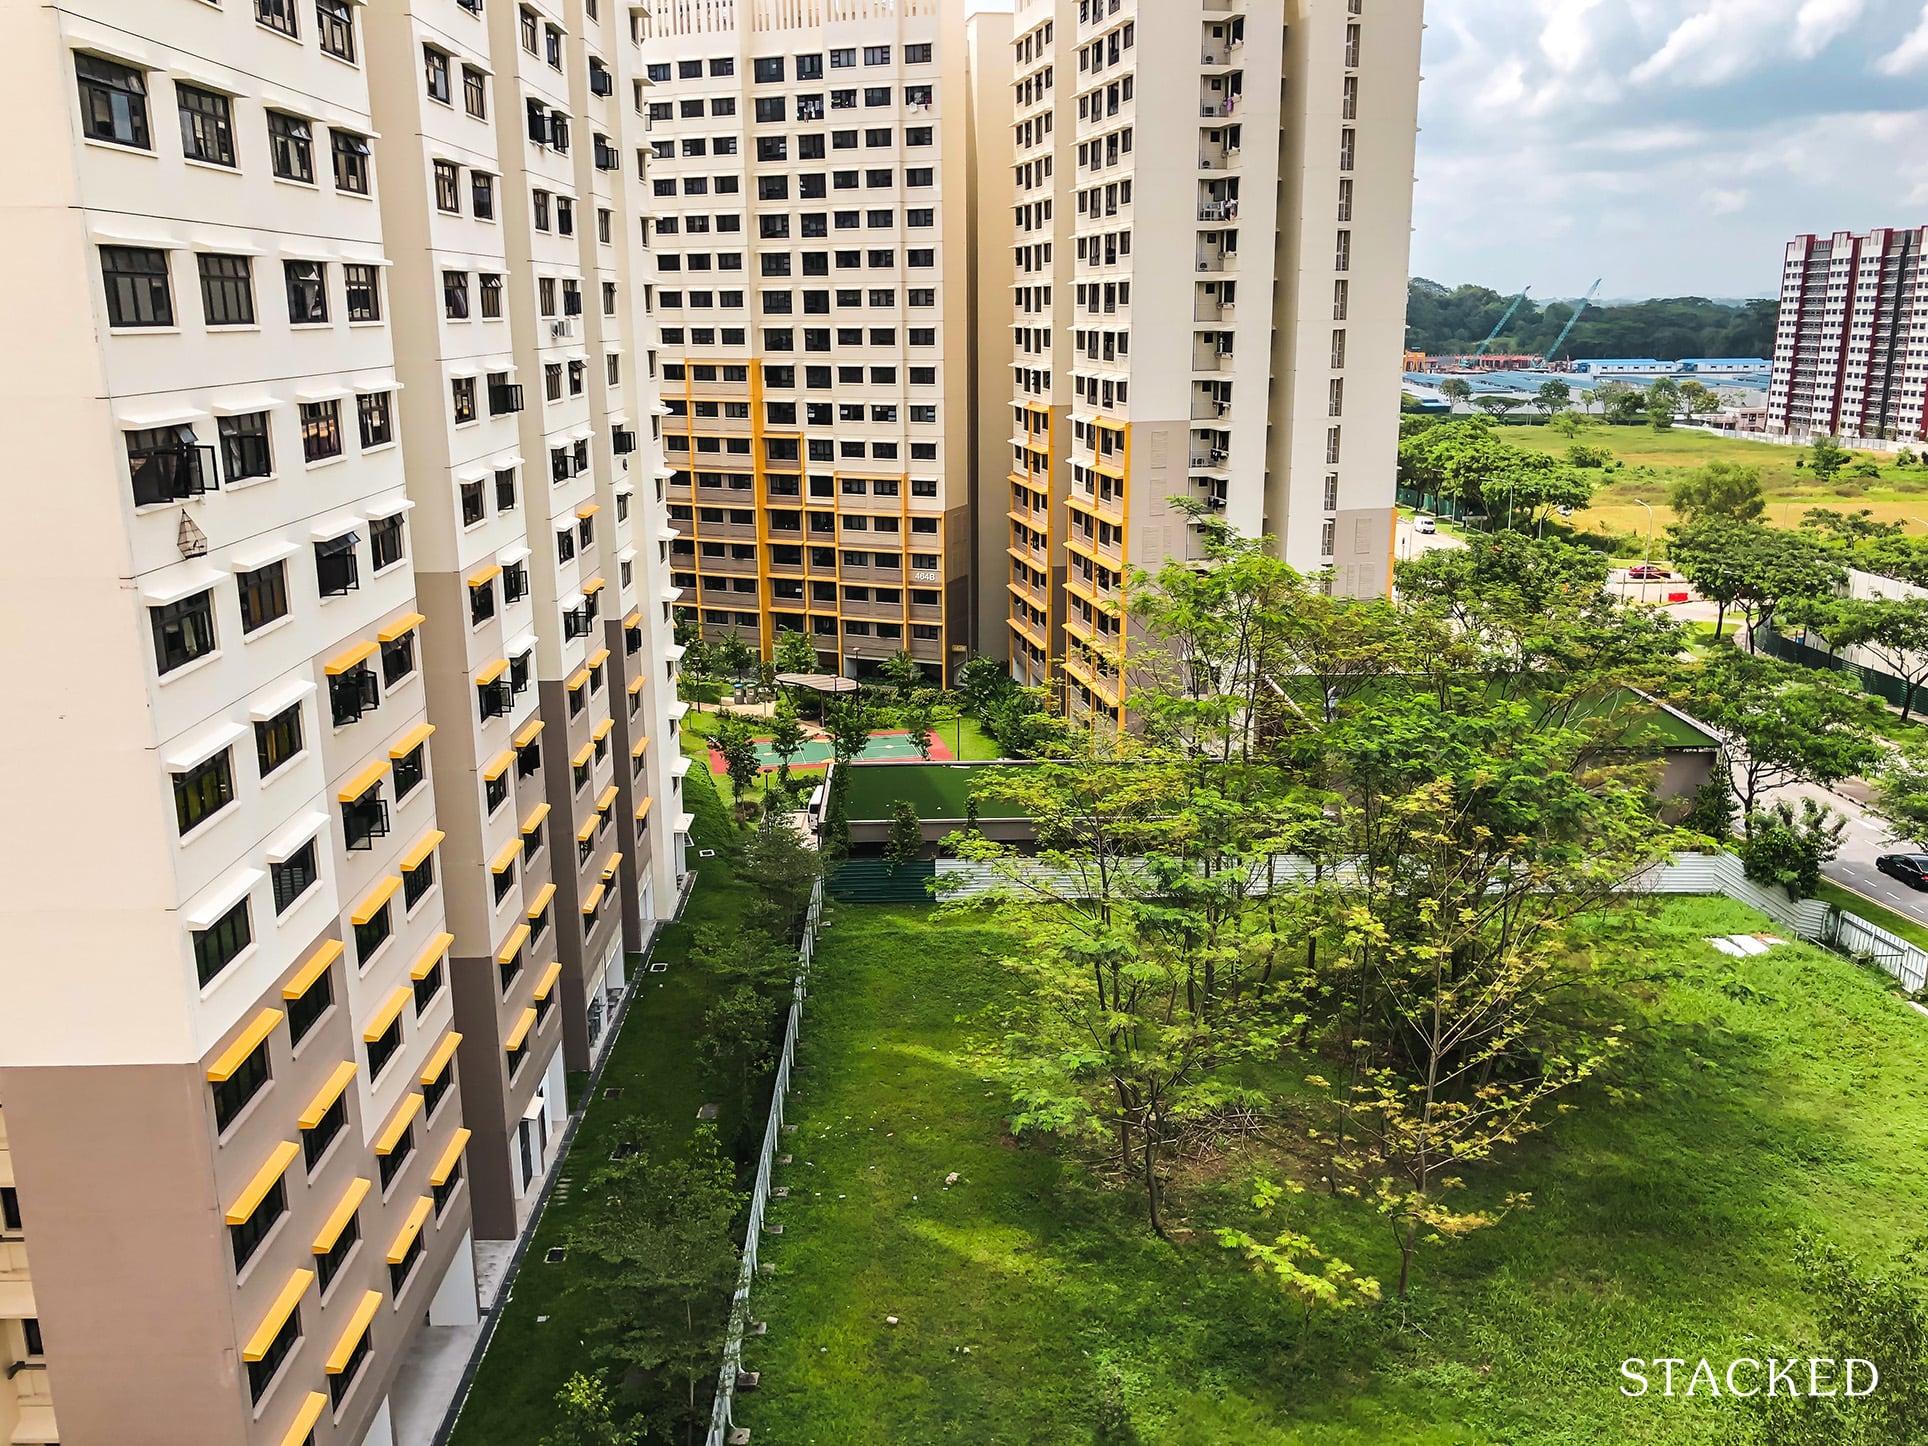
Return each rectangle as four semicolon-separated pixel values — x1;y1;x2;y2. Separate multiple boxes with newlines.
246;1306;299;1406
392;741;427;798
472;170;495;218
1324;473;1341;511
329;128;371;193
151;590;215;675
317;0;356;60
365;1003;401;1083
354;896;392;969
370;510;405;568
212;1036;270;1136
285;260;328;324
193;253;255;328
256;0;299;36
1;1190;19;1235
255;703;304;776
287;958;331;1042
194;897;253;986
303;1086;347;1171
414;953;444;1017
907;42;932;63
1335;230;1351;271
480;273;504;318
316;1206;357;1291
520;5;538;50
754;55;785;82
272;837;319;914
328;1319;373;1407
545;24;563;68
453;376;478;424
464;64;488;118
100;246;172;328
443;270;470;319
268;110;314;182
314;533;359;596
174;749;234;836
557;196;575;235
220;412;272;483
831;46;856;68
301;400;343;462
1333;279;1349;321
344;264;381;322
434;159;461;212
238;561;289;633
424;45;453;104
403;848;435;911
177;84;235;166
76;54;150;149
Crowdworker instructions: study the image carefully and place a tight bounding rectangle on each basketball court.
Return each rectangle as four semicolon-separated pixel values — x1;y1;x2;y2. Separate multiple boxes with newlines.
706;729;955;774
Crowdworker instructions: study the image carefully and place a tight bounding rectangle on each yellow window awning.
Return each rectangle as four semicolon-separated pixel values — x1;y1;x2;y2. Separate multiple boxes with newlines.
576;816;597;843
378;611;425;643
566;667;592;692
581;882;606;915
571;742;594;769
490;839;521;874
520;802;551;834
401;829;445;871
374;1092;423;1155
225;1140;300;1225
587;647;611;670
575;501;601;519
411;932;454;981
430;1127;472;1187
628;674;646;696
242;1269;313;1361
311;1177;370;1254
631;734;650;758
482;749;515;782
593;719;614;743
278;1391;327;1446
349;875;401;927
283;939;342;1000
635;795;654;821
323;640;378;676
601;851;623;879
466;563;503;588
389;721;435;758
531;960;563;1003
325;1289;383;1373
623;608;642;629
419;1030;463;1086
298;1061;356;1129
596;784;619;812
497;922;531;964
336;758;389;803
207;1008;282;1082
505;1007;538;1052
386;1195;435;1264
583;575;607;595
513;717;546;749
361;985;410;1043
475;657;509;686
526;883;556;918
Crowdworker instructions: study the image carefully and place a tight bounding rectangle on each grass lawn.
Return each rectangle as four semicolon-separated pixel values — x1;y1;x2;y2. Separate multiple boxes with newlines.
448;764;751;1446
840;761;1036;823
739;895;1928;1445
1813;879;1928;953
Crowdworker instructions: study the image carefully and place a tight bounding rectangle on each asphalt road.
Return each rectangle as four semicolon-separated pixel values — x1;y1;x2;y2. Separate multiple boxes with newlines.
1761;776;1928;925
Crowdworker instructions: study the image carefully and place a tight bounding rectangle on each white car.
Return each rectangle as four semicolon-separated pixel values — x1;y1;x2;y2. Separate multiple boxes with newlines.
1413;515;1437;535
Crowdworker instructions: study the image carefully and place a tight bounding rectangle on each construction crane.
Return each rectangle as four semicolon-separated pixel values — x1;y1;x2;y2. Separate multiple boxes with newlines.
1542;279;1602;366
1470;287;1531;360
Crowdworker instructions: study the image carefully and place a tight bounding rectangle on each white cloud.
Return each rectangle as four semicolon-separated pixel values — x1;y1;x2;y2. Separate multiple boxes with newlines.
1631;0;1867;87
1704;188;1751;215
1876;1;1928;72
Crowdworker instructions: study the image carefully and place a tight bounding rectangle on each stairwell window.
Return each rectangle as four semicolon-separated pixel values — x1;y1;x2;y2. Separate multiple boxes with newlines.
1334;230;1350;272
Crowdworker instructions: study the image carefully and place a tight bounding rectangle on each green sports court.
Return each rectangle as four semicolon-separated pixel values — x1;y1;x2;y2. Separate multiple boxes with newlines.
705;729;956;774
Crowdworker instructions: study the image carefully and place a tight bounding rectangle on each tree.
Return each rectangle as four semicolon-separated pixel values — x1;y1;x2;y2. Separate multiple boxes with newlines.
955;654;1019;714
1472;394;1520;420
1438;377;1472;409
773;628;819;676
1533;378;1571;419
1674;649;1880;823
678;634;712;682
1805;594;1928;719
903;689;936;760
1398;418;1594;526
698;982;776;1131
1873;742;1928;847
1549;410;1583;438
1669;461;1765;526
1645;377;1680;430
822;694;875;766
1739;797;1844;900
1675;378;1720;420
880;647;922;705
1668;520;1843;647
1811;433;1852;482
883;800;922;869
715;628;754;681
566;1128;746;1444
1596;379;1644;424
767;696;807;790
712;712;762;821
539;1372;638;1446
1214;1179;1380;1329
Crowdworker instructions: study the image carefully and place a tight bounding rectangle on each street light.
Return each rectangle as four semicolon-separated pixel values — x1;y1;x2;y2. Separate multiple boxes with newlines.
949;644;968;760
1634;497;1655;604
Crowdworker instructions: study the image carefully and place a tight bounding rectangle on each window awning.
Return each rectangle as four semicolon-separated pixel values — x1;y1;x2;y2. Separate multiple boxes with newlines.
593;719;614;743
400;829;445;871
587;647;611;670
379;611;425;642
206;1008;283;1083
513;717;546;749
467;563;503;588
475;658;509;686
283;939;342;999
349;876;401;927
246;676;316;724
278;1392;327;1446
482;750;515;782
362;986;411;1043
362;494;413;519
520;802;551;834
324;639;379;675
140;563;224;606
430;1127;472;1186
312;1177;371;1254
490;839;521;874
374;1092;423;1154
336;758;389;802
575;502;601;519
505;1007;538;1052
635;795;653;821
184;867;262;932
163;719;247;773
582;575;607;595
419;1030;462;1085
531;960;563;1002
263;810;327;864
325;1290;383;1373
497;922;531;963
581;882;606;915
242;1269;313;1362
596;784;619;812
225;1140;299;1225
629;675;646;696
390;722;435;758
297;1061;357;1129
631;735;650;758
623;609;643;629
386;1196;435;1264
228;539;298;573
566;667;592;692
571;742;595;769
601;851;623;879
576;815;596;843
412;933;455;982
526;883;556;918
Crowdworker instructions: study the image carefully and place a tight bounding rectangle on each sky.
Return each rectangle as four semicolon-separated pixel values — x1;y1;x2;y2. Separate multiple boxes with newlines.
1414;0;1928;299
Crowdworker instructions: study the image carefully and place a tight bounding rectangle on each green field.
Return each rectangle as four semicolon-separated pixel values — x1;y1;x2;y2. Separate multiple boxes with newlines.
738;896;1928;1445
839;760;1036;823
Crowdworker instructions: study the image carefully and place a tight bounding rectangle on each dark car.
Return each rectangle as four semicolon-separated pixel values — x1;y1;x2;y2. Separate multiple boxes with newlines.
1626;564;1672;580
1876;854;1928;890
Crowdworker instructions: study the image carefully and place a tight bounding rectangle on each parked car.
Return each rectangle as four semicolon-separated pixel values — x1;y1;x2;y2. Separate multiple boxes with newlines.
1876;854;1928;890
1413;515;1437;535
1626;564;1672;580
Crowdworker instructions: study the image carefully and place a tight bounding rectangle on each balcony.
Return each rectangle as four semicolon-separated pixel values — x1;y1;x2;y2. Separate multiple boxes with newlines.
1192;337;1237;373
1198;196;1240;224
1199;142;1239;172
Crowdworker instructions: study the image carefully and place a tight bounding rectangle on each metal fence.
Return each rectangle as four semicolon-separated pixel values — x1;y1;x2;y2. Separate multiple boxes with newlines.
704;874;825;1446
1756;626;1919;711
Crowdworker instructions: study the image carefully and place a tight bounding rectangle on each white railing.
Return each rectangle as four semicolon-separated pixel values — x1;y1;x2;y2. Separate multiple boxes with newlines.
705;874;825;1446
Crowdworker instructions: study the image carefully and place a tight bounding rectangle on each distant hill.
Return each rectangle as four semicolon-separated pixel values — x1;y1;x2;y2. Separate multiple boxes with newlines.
1406;279;1778;361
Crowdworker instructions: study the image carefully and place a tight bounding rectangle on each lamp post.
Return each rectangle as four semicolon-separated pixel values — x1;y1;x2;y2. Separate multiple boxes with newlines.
949;644;968;759
1634;497;1655;604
